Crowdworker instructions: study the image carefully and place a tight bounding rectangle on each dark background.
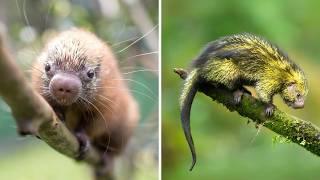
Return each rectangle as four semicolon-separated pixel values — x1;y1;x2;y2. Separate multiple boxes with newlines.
0;0;158;179
162;0;320;179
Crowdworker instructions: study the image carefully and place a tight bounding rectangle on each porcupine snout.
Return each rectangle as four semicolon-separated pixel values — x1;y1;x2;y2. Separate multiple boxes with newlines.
49;73;82;106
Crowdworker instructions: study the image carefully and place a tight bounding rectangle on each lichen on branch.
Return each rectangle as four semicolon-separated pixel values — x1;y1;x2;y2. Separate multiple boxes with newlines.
174;68;320;156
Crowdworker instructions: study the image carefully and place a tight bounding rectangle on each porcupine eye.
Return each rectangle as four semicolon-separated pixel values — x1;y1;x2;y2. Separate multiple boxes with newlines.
45;63;51;72
87;69;95;79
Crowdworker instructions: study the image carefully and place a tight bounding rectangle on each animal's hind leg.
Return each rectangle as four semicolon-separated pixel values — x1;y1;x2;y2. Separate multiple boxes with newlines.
233;86;252;104
203;60;248;104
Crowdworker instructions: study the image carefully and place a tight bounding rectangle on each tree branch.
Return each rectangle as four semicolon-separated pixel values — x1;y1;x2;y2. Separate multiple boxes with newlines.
174;68;320;156
0;36;101;166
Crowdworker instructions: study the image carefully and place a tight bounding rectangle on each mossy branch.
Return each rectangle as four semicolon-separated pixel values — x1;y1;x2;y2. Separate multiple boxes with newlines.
0;36;102;166
174;68;320;156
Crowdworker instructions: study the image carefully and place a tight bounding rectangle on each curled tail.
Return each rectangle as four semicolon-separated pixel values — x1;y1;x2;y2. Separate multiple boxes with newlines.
179;69;199;171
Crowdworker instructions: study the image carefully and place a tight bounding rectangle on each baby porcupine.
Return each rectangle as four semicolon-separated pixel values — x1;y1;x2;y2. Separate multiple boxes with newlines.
179;33;308;171
32;28;139;178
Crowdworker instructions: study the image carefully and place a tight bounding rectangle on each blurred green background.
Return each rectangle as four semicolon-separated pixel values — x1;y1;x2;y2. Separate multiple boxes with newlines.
162;0;320;180
0;0;158;180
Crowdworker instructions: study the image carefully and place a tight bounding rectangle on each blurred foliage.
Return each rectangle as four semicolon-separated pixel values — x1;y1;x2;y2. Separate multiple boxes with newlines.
0;0;158;179
162;0;320;179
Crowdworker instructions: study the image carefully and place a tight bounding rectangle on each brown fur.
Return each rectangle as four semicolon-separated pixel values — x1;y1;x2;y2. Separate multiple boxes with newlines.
32;28;139;160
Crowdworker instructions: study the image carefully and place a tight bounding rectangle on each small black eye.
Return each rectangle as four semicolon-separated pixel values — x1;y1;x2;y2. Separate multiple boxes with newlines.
87;69;95;79
45;63;51;72
297;93;301;98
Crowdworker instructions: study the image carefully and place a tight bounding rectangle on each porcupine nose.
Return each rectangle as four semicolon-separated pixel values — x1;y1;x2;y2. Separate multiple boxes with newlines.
49;73;82;106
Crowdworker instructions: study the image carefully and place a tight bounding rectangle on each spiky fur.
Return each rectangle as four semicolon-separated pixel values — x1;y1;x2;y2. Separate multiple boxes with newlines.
180;33;308;170
32;28;139;176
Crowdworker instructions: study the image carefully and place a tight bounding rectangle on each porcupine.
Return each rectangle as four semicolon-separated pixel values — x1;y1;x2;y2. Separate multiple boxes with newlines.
179;33;308;171
32;28;139;178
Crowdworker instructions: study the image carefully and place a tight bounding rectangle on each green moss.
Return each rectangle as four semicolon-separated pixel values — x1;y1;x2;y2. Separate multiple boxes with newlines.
196;82;320;157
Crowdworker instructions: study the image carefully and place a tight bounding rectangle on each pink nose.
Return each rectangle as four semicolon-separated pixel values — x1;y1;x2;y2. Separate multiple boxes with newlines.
49;73;82;105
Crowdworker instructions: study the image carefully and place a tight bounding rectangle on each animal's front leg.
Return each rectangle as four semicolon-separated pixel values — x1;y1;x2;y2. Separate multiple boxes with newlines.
255;83;275;117
52;106;66;122
264;103;275;117
233;86;252;104
75;128;90;161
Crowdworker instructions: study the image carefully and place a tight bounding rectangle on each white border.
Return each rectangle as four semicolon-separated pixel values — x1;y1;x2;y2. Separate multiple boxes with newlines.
158;0;162;179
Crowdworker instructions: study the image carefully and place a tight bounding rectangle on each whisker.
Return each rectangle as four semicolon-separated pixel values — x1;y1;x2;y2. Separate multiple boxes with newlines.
116;24;158;54
127;89;156;102
110;78;156;97
119;51;158;66
93;97;115;116
94;86;156;101
111;36;139;47
22;0;31;29
122;69;158;75
15;0;40;58
97;94;116;105
120;66;143;70
122;51;158;61
29;65;44;74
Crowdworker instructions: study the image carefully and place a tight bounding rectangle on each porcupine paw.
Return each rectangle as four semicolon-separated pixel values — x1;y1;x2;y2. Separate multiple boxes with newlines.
75;132;90;161
96;154;114;178
265;103;275;117
233;89;244;105
56;112;65;122
53;107;66;122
